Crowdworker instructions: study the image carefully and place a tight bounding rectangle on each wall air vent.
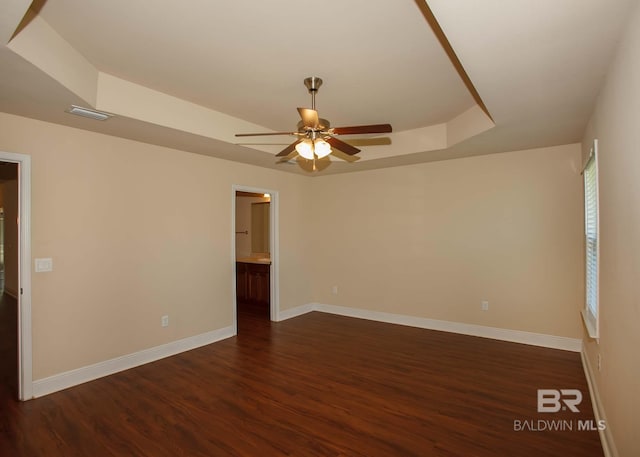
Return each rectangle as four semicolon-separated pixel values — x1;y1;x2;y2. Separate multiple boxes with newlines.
66;105;113;121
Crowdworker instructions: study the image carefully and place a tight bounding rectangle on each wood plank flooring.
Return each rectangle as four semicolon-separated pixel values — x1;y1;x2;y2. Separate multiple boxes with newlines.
0;307;603;456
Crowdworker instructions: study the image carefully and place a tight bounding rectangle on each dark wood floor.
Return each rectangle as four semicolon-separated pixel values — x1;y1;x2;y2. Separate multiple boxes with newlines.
237;299;270;330
0;305;603;456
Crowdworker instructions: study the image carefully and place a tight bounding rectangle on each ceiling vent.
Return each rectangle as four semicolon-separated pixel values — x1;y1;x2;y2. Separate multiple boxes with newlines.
66;105;113;121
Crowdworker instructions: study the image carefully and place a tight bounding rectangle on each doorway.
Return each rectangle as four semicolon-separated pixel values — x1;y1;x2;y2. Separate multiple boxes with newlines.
0;152;32;401
0;162;19;400
232;186;278;333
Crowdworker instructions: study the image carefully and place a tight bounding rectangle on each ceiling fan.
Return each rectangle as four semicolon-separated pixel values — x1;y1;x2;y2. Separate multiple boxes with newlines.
235;77;392;168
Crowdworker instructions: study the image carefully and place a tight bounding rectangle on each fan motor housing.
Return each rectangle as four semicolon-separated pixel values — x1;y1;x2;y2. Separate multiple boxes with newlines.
297;119;330;132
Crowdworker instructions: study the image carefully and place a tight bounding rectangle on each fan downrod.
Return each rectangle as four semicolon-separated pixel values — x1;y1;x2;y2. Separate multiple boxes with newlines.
304;77;322;111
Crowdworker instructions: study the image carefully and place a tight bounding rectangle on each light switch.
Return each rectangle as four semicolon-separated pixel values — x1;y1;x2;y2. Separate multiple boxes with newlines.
35;258;53;272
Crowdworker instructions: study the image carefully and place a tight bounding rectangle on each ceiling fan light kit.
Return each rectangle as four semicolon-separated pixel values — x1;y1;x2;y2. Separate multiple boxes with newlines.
294;138;332;160
235;77;392;170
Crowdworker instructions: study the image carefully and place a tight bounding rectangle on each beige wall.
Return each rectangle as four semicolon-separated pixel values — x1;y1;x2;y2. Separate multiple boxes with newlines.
581;1;640;455
0;112;314;380
308;144;584;338
235;196;269;258
251;202;270;254
2;179;18;296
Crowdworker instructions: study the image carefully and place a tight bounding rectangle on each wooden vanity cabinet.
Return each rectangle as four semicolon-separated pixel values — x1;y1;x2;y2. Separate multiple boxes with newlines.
236;262;270;306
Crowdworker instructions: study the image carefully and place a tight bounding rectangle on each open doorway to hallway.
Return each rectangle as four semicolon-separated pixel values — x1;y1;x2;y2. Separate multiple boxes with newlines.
0;162;19;399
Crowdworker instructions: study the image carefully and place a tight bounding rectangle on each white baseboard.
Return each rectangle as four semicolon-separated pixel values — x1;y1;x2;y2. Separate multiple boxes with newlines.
276;303;316;321
32;326;235;398
581;348;618;457
279;303;582;352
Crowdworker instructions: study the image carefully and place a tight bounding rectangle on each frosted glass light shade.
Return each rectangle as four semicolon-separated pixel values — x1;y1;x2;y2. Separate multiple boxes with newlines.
295;140;314;160
314;139;331;158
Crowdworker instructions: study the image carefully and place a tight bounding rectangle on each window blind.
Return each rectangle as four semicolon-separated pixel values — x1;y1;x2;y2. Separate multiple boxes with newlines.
584;152;599;332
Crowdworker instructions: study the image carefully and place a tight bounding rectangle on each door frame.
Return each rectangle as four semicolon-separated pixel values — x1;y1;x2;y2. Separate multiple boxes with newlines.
0;151;32;400
231;184;279;332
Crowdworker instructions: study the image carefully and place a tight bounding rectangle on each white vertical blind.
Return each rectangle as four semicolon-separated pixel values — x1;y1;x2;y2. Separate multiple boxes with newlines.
583;142;599;338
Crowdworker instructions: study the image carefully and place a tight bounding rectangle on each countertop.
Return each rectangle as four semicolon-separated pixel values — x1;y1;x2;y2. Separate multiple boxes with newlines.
236;256;271;265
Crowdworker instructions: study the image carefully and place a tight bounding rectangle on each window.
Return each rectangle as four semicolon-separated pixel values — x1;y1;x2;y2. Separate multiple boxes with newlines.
582;139;599;339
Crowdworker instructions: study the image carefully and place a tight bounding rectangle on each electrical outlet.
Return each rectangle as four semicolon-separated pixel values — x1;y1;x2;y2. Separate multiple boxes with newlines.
481;300;489;311
332;285;338;295
161;315;169;327
597;353;602;372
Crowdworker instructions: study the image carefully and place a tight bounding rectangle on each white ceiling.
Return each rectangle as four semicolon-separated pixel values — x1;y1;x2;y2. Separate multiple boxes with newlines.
0;0;636;174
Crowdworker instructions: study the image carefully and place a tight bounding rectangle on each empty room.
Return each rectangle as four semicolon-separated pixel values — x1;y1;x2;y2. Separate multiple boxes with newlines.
0;1;638;456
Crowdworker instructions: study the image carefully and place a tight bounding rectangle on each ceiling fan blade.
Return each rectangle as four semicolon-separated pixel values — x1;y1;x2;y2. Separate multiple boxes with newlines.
326;136;361;156
276;139;302;157
297;108;319;128
276;149;299;162
331;124;392;135
345;137;392;147
331;150;361;163
235;131;297;137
